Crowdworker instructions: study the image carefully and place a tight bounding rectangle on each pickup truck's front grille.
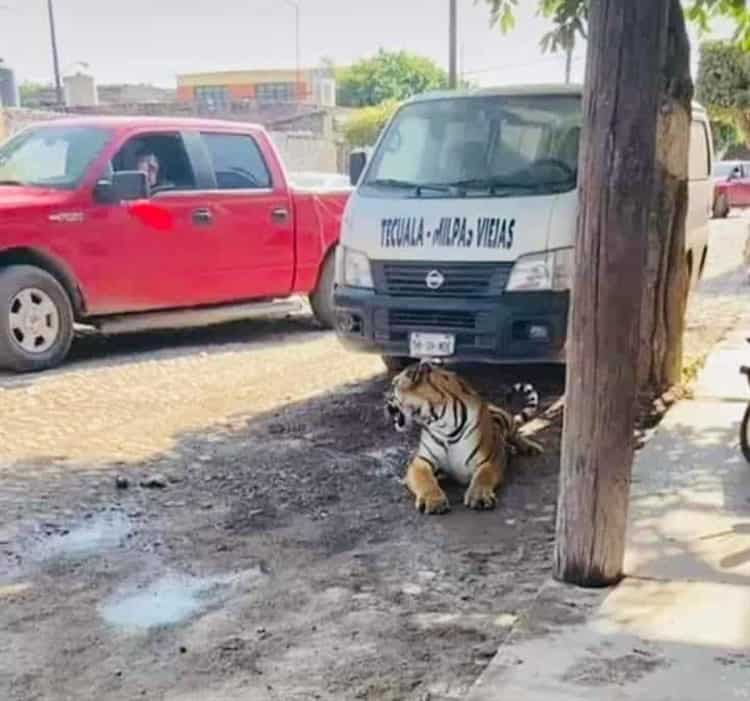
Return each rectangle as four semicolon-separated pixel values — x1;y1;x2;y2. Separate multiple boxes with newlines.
374;261;513;297
388;309;478;330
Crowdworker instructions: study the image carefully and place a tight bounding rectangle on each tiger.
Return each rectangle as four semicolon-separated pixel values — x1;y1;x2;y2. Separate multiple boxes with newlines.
385;361;543;514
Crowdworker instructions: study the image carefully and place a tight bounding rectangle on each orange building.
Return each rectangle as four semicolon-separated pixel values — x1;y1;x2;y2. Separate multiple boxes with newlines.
176;68;335;108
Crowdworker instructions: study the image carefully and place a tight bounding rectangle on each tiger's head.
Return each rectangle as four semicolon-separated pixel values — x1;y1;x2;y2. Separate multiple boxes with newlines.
385;361;466;432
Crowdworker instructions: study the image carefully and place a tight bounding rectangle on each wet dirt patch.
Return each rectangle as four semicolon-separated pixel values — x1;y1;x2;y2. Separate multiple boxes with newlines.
99;568;265;632
29;512;132;563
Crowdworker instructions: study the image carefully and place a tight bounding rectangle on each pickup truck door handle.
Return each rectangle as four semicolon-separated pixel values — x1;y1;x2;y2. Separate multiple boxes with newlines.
192;208;213;226
271;208;289;223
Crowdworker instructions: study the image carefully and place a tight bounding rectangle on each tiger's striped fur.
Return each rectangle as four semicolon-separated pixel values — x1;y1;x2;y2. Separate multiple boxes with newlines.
386;362;542;514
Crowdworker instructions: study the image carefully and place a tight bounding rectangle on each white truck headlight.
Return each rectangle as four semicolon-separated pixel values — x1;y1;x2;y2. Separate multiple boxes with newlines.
506;248;574;292
338;246;374;289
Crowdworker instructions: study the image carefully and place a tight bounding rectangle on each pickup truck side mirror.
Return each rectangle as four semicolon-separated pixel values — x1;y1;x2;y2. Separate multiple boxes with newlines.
94;171;150;204
349;150;368;186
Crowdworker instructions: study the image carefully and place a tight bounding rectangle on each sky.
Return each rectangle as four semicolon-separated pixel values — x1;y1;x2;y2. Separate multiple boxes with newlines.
0;0;736;89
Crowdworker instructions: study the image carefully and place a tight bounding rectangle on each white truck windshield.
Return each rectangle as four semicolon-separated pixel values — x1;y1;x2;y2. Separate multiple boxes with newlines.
364;93;581;197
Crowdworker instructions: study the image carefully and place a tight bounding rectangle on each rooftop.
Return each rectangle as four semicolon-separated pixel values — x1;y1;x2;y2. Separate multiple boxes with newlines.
19;115;264;131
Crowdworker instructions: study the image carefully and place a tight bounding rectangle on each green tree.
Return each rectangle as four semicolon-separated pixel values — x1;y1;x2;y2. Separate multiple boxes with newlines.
696;40;750;149
343;99;400;147
18;81;52;105
337;49;448;107
715;122;749;158
487;0;750;50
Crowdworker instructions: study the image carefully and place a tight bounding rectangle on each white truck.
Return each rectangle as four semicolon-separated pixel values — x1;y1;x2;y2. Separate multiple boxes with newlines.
333;84;713;371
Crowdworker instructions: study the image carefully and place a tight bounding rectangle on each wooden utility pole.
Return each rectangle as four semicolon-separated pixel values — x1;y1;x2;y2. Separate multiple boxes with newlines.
554;0;671;587
449;0;458;88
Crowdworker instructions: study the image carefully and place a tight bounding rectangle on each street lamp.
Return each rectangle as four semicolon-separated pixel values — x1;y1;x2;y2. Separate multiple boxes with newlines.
46;0;63;107
281;0;301;102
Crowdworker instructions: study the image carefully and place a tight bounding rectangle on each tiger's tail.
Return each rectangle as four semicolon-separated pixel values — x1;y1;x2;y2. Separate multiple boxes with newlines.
489;382;539;431
506;382;539;424
493;382;543;456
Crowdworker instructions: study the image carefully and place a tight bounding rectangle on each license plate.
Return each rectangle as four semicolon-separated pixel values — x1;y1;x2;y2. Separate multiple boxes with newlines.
409;332;455;358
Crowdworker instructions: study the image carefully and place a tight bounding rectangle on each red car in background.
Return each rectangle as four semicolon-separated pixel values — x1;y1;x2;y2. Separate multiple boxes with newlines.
712;160;750;218
0;117;350;372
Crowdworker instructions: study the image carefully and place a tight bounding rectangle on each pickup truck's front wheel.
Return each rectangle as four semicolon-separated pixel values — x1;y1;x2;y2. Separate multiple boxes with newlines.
0;266;74;373
310;251;336;329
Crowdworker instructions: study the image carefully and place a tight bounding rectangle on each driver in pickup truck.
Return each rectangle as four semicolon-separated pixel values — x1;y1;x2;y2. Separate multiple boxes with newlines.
136;151;161;188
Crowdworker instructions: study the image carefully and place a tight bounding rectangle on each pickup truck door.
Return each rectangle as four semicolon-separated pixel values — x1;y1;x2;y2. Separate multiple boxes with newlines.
727;164;749;207
195;130;295;300
85;129;223;314
738;163;750;207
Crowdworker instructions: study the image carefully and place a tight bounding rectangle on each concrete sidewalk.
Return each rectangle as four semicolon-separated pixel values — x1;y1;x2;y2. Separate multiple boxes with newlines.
466;328;750;700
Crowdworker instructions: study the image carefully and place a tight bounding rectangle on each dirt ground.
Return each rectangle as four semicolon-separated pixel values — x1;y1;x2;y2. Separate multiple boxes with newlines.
1;356;563;701
0;218;746;701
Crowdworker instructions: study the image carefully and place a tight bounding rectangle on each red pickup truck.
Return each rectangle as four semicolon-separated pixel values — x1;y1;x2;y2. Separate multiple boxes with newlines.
0;116;350;372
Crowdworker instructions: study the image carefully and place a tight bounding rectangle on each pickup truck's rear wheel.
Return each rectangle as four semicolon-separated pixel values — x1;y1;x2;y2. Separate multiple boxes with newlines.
0;265;74;373
310;251;336;329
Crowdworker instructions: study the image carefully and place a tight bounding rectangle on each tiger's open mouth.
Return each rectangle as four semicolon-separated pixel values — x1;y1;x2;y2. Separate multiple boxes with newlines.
385;397;409;432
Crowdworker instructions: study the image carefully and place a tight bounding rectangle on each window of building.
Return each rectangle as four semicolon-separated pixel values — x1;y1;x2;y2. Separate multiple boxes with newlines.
201;132;272;189
195;85;230;111
255;82;296;103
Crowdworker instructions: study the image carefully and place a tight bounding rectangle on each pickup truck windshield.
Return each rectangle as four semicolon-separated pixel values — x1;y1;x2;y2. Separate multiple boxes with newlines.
0;125;111;189
363;93;581;198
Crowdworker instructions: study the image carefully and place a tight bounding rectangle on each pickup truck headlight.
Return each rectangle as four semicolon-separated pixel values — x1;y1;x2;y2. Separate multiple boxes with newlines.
506;248;574;292
339;247;374;289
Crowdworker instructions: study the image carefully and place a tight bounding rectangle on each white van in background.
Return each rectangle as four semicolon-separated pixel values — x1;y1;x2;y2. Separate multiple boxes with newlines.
687;102;714;280
333;84;713;370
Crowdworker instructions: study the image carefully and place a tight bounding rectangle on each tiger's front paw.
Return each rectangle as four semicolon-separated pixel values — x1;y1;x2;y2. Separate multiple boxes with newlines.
464;483;497;510
415;489;450;515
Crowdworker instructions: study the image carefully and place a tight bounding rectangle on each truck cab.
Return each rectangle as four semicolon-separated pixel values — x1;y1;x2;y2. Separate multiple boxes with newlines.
334;84;712;370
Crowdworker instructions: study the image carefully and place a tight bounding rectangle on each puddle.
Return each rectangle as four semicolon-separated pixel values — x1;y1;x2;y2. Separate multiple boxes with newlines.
100;567;264;632
100;574;220;631
31;512;132;562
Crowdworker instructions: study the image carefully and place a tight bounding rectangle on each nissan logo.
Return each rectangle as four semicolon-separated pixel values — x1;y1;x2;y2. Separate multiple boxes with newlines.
425;269;445;290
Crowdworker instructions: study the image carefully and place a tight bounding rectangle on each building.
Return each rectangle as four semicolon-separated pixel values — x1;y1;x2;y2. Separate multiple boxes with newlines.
18;81;174;110
176;67;336;109
97;83;175;105
0;59;19;107
63;71;98;107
